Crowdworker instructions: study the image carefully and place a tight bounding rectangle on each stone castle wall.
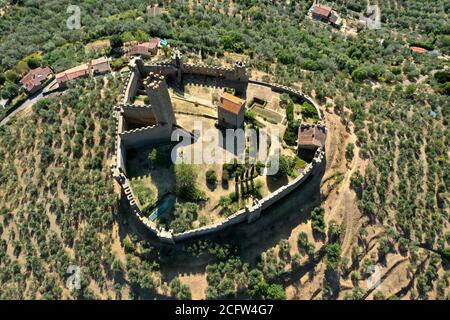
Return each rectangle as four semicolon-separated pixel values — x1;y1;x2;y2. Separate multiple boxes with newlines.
112;57;326;244
122;104;157;128
248;79;325;125
141;54;248;83
171;148;324;242
116;139;127;174
120;124;173;149
115;171;172;241
122;67;140;105
181;63;246;81
142;63;178;77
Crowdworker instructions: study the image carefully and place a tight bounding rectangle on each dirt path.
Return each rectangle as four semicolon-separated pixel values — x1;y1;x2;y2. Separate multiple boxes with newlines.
321;110;366;257
338;140;365;257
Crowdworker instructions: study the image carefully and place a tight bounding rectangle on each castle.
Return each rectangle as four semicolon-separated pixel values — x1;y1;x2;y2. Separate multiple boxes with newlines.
111;51;326;244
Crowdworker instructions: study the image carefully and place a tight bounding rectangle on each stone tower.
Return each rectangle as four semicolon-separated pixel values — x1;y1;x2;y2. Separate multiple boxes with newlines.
144;72;176;127
234;61;247;81
171;49;183;84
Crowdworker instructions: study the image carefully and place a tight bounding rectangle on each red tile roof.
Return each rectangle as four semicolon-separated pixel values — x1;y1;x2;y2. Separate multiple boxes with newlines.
218;92;245;115
298;125;326;149
91;56;108;66
20;67;53;92
410;46;427;54
55;64;89;84
312;4;331;18
129;38;160;56
90;57;110;73
149;37;160;47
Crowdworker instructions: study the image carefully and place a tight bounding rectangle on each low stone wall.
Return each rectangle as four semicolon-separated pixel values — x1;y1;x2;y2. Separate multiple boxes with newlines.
174;110;217;120
248;79;324;124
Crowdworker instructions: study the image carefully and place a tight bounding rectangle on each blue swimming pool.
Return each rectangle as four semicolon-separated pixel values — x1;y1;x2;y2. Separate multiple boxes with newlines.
149;195;176;221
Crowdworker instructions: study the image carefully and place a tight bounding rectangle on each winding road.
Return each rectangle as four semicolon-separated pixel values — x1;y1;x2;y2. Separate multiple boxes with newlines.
0;87;49;126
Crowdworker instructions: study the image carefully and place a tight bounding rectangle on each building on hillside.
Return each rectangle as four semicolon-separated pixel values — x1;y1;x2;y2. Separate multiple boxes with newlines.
217;92;246;129
90;56;111;75
297;124;327;151
20;66;54;94
329;11;342;27
310;3;342;28
128;38;160;58
147;5;166;17
311;4;331;22
55;63;90;87
410;46;428;54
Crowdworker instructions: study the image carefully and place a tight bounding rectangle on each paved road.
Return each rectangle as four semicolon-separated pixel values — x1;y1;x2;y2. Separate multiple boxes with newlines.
0;86;49;126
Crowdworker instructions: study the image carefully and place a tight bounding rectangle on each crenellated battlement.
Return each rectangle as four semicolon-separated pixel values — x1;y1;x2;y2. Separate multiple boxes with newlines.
143;72;166;90
120;123;161;136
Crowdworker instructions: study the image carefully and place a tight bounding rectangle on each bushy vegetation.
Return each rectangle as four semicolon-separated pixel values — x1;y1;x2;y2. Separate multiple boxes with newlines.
169;202;199;233
0;0;448;300
311;207;326;236
174;162;204;202
170;277;192;300
131;179;156;211
0;76;140;299
205;169;217;186
300;102;319;120
283;98;300;146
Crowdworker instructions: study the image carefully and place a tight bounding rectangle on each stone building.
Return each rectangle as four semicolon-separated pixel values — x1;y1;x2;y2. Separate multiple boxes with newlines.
311;3;342;27
311;4;332;22
147;4;166;17
20;66;54;94
55;64;90;86
128;38;160;58
217;92;246;129
297;124;327;151
90;56;111;75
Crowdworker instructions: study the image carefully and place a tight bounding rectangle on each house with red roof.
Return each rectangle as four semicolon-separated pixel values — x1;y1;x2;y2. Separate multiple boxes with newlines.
217;92;246;129
310;3;342;27
90;56;111;75
297;124;327;151
128;38;160;58
410;46;428;54
55;64;90;87
20;67;54;94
